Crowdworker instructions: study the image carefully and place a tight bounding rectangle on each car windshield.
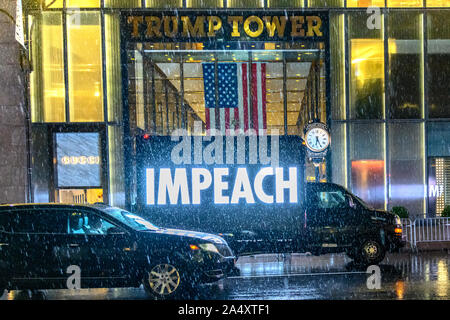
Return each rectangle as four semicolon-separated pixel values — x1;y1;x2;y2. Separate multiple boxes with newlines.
102;207;160;231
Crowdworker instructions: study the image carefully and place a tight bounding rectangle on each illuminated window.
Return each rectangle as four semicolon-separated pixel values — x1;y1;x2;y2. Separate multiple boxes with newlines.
146;0;183;7
43;0;63;8
348;13;385;120
67;12;104;122
227;0;264;7
387;0;423;7
29;12;65;123
66;0;101;7
347;0;385;7
267;0;304;7
105;0;142;7
427;0;450;7
186;0;224;7
308;0;344;7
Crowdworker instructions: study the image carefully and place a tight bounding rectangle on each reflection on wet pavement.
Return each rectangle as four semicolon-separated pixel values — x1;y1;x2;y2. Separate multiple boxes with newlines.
2;252;450;300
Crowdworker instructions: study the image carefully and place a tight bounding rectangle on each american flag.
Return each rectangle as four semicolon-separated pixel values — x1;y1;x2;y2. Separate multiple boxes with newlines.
202;62;267;135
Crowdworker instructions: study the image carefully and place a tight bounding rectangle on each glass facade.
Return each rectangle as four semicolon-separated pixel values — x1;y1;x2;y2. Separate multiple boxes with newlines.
25;1;450;218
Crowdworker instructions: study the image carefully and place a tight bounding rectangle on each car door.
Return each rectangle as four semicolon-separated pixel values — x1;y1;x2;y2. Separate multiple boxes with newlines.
65;209;136;286
7;208;68;283
305;184;361;249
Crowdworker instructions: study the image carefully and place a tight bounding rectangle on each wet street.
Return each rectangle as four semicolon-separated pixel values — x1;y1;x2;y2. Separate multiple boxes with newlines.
2;251;450;300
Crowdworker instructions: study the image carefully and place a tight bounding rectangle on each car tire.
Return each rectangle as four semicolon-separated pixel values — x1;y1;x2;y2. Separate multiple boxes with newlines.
353;239;386;265
142;262;198;300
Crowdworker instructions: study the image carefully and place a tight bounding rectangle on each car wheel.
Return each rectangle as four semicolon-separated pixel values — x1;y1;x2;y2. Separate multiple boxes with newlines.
142;263;196;300
354;239;386;265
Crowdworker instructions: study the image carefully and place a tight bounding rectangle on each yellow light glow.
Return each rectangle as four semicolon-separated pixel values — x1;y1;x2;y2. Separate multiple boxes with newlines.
351;39;384;96
427;0;450;6
387;0;423;7
347;0;385;7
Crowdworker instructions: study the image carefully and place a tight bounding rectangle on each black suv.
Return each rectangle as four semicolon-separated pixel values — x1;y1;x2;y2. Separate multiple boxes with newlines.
0;203;237;299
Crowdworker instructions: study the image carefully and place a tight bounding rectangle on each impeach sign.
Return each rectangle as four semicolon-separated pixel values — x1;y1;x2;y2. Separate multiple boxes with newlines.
124;12;326;42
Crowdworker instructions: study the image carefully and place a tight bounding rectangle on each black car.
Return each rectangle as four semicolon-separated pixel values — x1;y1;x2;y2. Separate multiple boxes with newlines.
0;203;237;299
299;182;406;264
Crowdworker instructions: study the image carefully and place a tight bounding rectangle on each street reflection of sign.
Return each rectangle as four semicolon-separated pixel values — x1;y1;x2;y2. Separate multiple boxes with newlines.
124;11;327;42
56;133;101;187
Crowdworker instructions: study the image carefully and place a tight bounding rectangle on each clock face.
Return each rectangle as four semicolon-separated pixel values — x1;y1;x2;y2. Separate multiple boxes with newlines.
305;127;330;152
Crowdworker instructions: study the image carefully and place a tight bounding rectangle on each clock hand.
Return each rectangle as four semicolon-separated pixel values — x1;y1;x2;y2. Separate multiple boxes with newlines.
316;136;321;148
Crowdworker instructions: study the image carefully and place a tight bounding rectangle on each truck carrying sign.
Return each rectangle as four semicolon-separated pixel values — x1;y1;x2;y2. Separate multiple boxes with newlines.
136;130;306;253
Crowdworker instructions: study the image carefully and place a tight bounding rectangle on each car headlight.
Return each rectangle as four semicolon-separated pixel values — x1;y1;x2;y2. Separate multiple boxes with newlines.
198;243;220;254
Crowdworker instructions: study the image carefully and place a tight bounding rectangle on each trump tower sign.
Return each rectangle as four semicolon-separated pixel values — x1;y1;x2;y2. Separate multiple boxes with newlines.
122;11;327;44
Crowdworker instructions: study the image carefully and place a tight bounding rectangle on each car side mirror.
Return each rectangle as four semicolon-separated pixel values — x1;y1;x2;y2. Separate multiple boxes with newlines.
107;227;125;235
347;195;357;209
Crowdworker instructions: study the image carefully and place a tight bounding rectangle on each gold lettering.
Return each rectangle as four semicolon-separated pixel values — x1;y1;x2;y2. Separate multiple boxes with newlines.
127;16;143;38
181;16;206;37
263;16;287;37
290;16;305;37
244;16;264;38
163;16;178;38
208;16;222;37
306;16;323;37
145;16;162;38
228;16;243;37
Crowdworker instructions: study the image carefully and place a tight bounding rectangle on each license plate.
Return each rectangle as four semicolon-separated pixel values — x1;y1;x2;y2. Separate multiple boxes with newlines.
322;243;337;248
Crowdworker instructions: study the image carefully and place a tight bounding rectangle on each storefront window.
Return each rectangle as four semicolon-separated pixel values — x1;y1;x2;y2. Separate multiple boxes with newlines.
388;11;424;119
29;12;66;123
427;122;450;157
348;12;385;120
388;123;425;217
349;123;386;209
428;157;450;217
427;122;450;216
427;11;450;119
67;11;104;122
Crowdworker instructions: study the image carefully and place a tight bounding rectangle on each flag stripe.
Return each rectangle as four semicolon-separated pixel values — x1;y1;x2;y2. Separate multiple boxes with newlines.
205;106;210;131
251;63;259;132
242;63;249;132
261;62;267;131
